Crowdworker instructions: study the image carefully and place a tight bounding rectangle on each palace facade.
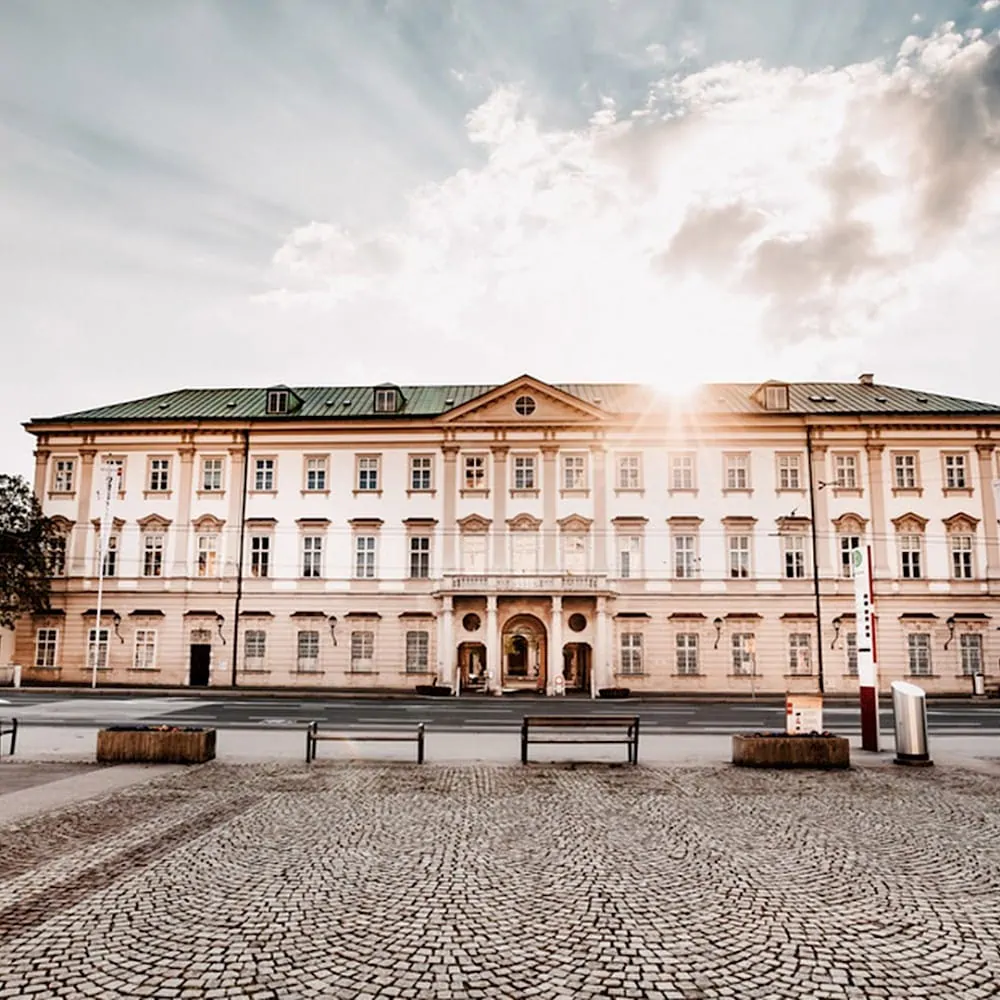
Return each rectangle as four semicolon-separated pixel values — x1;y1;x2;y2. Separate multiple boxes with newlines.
13;373;1000;695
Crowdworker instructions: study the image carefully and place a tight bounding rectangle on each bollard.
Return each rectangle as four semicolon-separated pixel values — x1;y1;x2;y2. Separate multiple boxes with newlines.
891;680;932;766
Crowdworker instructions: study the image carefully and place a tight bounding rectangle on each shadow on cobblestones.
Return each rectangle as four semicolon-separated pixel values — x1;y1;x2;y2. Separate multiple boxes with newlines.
1;761;999;999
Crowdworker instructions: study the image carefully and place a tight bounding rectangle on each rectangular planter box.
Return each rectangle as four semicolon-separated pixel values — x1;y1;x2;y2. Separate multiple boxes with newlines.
732;734;850;770
97;727;216;765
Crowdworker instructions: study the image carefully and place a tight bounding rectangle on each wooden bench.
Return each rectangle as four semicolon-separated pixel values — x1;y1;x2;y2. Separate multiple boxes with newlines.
305;721;425;764
521;715;640;765
0;718;17;757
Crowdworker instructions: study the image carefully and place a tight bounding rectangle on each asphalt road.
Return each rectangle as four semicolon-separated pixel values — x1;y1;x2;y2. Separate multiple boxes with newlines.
0;691;997;734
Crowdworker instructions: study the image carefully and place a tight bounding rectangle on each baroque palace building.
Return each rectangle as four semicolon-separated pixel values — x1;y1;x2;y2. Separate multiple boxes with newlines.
12;373;1000;696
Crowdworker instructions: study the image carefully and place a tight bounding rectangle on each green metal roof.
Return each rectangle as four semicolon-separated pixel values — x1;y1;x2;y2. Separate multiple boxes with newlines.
30;380;1000;424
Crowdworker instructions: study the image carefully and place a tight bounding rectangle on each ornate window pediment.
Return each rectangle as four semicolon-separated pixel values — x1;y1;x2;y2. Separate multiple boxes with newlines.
91;516;125;532
192;514;225;531
457;514;491;533
507;513;542;532
558;514;592;532
832;512;867;533
137;513;172;530
891;512;928;533
776;515;810;533
943;512;979;533
48;515;75;533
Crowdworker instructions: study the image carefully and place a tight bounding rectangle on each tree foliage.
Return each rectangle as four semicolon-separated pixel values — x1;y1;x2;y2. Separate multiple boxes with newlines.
0;474;55;629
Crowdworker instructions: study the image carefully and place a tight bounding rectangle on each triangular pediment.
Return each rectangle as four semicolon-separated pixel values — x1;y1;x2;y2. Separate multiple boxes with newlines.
438;375;607;425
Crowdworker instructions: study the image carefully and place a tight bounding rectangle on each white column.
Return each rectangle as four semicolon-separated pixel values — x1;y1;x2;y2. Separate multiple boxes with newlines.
594;596;611;695
441;596;455;689
171;446;195;577
542;445;558;571
486;595;501;695
592;446;608;573
547;595;563;695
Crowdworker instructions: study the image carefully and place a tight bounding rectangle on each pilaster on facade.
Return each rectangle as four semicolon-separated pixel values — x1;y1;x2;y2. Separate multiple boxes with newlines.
70;449;97;576
490;446;509;572
32;447;50;501
975;443;999;583
808;441;831;575
541;444;559;570
171;447;196;577
441;445;459;574
865;442;890;580
591;445;608;572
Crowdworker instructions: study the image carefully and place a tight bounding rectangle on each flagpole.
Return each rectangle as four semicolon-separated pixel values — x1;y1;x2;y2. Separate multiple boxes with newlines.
91;465;116;689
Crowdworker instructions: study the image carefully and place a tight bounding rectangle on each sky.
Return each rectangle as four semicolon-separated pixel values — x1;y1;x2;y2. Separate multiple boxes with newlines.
2;0;1000;478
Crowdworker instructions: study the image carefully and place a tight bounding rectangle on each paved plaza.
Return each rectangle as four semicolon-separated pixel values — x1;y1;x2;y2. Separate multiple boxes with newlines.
1;761;999;999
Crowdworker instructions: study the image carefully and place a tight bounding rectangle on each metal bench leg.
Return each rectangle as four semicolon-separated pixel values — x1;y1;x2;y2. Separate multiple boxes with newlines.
10;719;15;758
631;720;640;765
305;721;317;764
417;724;425;764
521;719;529;764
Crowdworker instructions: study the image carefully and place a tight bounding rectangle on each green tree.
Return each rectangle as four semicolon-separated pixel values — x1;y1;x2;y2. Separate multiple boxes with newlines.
0;474;55;628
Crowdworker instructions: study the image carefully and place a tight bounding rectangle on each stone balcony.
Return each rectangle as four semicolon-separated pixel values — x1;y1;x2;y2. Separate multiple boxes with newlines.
439;573;613;594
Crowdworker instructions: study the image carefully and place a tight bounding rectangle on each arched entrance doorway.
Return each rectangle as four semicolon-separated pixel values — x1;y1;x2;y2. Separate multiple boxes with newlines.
458;641;487;692
502;614;547;692
562;642;591;692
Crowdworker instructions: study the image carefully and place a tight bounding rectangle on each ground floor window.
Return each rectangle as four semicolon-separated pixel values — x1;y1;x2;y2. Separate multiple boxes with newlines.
619;632;643;674
907;633;932;676
87;628;109;670
788;633;812;675
405;630;429;673
244;630;267;670
846;632;858;675
133;629;157;669
675;633;699;675
351;630;375;672
297;630;320;672
35;628;59;668
731;633;754;675
959;633;983;676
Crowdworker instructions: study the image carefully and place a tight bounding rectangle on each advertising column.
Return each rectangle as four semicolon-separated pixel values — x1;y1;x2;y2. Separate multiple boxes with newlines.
853;544;880;751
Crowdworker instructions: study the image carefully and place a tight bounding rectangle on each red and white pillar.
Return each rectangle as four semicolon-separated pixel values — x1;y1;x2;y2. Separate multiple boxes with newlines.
853;545;880;752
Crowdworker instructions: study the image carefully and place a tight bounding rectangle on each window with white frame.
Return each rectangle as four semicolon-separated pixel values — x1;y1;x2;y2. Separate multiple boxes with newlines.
253;458;275;492
950;534;974;580
562;454;587;490
302;536;324;578
670;454;696;491
899;534;923;579
34;628;58;668
266;389;289;414
959;633;983;676
619;632;643;674
617;454;641;490
561;530;589;573
52;459;75;493
944;453;968;490
244;630;266;669
99;533;119;578
764;385;788;410
464;455;487;490
304;456;327;492
148;458;171;492
409;456;433;492
249;535;271;578
782;534;807;579
142;532;165;578
893;453;918;489
133;629;157;669
350;629;375;671
201;457;223;492
725;454;750;490
374;387;398;413
731;633;754;675
776;454;801;490
839;534;862;579
405;630;429;673
788;633;812;674
357;456;380;491
618;535;643;579
87;627;109;670
461;532;487;573
673;535;697;579
47;535;67;577
297;630;320;671
728;535;751;579
846;631;858;675
512;455;536;490
409;535;431;578
676;633;699;675
510;530;539;573
907;633;932;676
833;453;858;489
197;534;219;578
355;535;377;578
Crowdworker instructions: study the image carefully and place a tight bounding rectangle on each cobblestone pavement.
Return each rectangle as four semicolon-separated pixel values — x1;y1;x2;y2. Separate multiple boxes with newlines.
1;763;999;999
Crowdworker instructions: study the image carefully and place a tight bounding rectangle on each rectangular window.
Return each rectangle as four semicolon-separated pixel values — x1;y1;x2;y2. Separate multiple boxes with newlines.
617;454;641;490
960;633;983;676
513;455;536;490
409;536;431;579
839;535;861;579
788;633;812;675
297;630;320;671
102;457;125;493
893;453;918;489
511;532;539;573
563;454;587;490
355;535;377;578
52;459;75;493
670;454;695;491
907;633;932;676
350;629;375;672
302;536;323;578
673;535;697;579
133;629;157;669
618;535;642;579
244;630;266;668
464;455;487;490
899;534;922;579
619;632;643;675
374;388;397;413
951;535;974;580
846;632;858;676
357;456;380;492
197;534;219;578
944;453;968;490
676;633;699;675
782;535;807;579
728;535;751;579
725;454;750;490
34;628;58;668
254;458;275;492
409;456;433;491
148;458;171;492
777;454;801;490
142;534;164;578
100;534;119;578
305;457;327;492
88;628;110;670
266;389;289;414
47;536;67;577
250;535;271;578
731;633;754;675
201;458;223;492
833;453;858;489
405;630;429;673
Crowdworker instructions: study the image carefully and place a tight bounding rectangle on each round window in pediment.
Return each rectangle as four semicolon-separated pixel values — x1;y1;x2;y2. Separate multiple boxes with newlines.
568;613;587;633
462;613;482;632
514;395;536;416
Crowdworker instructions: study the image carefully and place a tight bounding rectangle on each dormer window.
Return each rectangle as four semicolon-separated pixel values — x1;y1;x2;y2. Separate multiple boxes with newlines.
267;389;290;414
764;385;789;410
374;385;403;413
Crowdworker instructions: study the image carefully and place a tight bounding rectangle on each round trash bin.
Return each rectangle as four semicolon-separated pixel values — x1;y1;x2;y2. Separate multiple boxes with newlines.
891;680;932;766
973;672;986;697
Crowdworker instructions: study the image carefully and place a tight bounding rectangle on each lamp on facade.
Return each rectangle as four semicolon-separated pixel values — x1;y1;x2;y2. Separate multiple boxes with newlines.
713;617;723;649
215;613;227;645
944;615;956;650
329;615;338;646
112;612;124;643
830;615;843;649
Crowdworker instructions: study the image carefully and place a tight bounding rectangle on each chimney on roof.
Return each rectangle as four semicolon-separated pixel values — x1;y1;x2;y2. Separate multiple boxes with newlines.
858;373;874;386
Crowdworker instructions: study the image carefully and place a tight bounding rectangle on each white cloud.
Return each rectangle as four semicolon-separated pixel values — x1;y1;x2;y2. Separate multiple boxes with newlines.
263;27;1000;388
983;1;999;12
